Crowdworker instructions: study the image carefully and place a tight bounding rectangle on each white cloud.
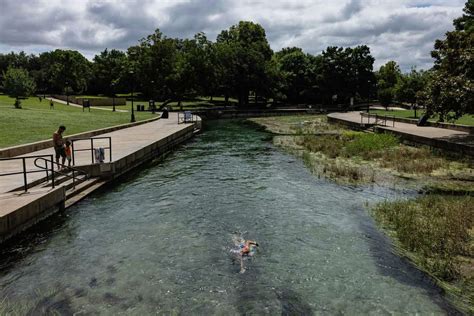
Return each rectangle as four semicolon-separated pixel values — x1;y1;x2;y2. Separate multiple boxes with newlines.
0;0;466;70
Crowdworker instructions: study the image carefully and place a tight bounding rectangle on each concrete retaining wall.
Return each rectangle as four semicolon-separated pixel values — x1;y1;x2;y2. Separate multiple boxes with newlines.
327;115;373;130
78;124;196;178
366;114;474;134
193;109;327;120
0;187;65;243
376;126;474;157
0;117;160;158
53;95;126;106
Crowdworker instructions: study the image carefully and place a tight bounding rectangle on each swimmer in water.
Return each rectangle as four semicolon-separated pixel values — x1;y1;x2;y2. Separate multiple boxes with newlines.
231;235;259;273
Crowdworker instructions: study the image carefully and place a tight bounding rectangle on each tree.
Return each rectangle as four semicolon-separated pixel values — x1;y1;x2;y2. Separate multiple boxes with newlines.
318;46;375;107
419;0;473;119
395;68;429;117
39;49;92;95
128;29;178;101
2;67;36;108
273;47;316;104
0;52;41;93
376;61;401;108
216;21;273;106
91;49;128;96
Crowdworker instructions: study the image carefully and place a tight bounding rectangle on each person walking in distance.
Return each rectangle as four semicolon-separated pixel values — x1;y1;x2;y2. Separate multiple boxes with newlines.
53;125;66;169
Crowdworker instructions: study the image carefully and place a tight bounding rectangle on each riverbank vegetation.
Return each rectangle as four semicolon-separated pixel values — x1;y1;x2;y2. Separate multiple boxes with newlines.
250;115;473;187
373;195;473;313
251;114;474;313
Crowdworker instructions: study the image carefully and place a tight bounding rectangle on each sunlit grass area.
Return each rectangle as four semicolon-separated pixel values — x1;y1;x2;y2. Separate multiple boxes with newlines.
369;109;474;126
0;94;156;148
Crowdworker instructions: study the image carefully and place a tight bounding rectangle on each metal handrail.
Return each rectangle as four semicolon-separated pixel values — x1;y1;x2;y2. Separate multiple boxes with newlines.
34;158;88;190
0;154;55;192
70;136;112;165
360;112;395;127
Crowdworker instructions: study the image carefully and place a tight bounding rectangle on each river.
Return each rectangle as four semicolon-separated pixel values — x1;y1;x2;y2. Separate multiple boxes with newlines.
0;120;456;314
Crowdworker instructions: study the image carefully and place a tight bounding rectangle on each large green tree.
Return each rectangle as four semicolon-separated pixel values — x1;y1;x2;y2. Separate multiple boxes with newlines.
216;21;273;106
91;49;128;96
273;47;318;104
2;67;36;108
377;61;401;108
420;0;473;119
319;46;375;106
128;29;178;100
395;68;429;116
39;49;92;95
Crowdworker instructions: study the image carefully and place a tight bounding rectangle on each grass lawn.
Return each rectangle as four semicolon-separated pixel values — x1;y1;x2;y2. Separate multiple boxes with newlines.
0;95;155;148
369;109;474;126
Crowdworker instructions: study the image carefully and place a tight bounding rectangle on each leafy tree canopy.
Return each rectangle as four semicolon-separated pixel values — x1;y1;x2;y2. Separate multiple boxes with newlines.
420;0;473;119
2;67;36;108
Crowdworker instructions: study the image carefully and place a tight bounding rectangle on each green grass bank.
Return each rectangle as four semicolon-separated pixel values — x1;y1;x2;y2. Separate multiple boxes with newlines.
0;95;155;148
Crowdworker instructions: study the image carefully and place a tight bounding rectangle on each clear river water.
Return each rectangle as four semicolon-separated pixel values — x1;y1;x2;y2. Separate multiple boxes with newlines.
0;120;457;315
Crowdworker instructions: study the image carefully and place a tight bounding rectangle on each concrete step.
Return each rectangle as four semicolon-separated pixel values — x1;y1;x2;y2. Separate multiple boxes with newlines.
65;177;101;199
65;179;107;208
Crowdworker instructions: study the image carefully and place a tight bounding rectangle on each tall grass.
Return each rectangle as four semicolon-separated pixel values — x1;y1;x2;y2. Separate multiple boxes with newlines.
343;133;399;159
297;132;452;175
373;195;473;281
380;146;445;174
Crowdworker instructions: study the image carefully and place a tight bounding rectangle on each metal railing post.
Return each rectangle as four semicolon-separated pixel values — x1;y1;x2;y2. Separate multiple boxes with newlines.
109;137;112;162
22;158;28;192
50;155;55;188
90;139;94;163
72;169;76;189
72;140;75;166
45;157;49;182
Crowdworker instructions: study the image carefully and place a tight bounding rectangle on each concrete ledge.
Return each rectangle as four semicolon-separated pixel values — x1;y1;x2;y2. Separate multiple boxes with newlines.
376;126;474;157
53;95;127;106
76;124;196;178
327;115;373;130
0;116;160;158
0;187;65;243
368;114;474;134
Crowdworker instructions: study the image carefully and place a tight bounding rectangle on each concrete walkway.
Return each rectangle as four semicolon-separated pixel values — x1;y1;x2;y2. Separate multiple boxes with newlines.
328;112;474;154
48;97;129;112
0;112;190;194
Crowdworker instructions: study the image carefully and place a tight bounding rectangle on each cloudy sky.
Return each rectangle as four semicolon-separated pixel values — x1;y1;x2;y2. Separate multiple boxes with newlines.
0;0;466;71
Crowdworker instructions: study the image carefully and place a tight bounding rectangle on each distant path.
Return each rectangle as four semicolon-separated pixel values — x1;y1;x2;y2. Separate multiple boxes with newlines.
47;97;129;112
